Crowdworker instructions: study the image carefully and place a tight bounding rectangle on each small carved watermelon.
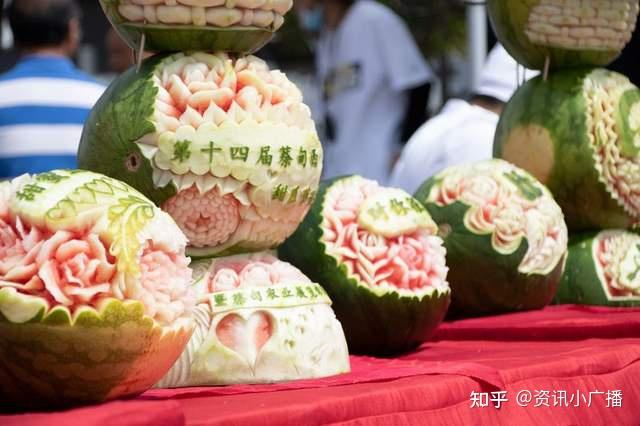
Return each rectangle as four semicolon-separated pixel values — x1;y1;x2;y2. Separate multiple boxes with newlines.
0;170;194;409
279;176;451;356
156;252;350;387
414;159;568;317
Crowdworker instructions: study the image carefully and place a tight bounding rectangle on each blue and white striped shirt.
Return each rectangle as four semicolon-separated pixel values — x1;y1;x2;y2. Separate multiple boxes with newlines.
0;55;105;178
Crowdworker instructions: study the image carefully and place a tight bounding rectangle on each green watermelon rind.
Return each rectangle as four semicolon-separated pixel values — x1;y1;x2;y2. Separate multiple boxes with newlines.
0;287;192;409
79;54;177;207
0;287;154;326
555;231;640;307
493;68;633;231
414;176;565;317
279;177;451;356
119;24;273;55
487;0;627;70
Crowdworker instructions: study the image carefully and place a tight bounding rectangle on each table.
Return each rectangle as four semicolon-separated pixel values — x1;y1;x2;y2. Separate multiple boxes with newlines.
3;305;640;425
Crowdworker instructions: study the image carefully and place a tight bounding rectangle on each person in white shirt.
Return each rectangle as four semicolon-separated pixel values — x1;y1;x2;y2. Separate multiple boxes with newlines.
300;0;434;184
389;44;538;194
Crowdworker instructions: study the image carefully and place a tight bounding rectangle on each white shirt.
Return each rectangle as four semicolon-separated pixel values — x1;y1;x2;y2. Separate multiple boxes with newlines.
389;99;499;194
316;0;433;185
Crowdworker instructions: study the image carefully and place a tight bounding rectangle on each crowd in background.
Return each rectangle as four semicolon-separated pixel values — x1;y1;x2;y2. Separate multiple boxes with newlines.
0;0;638;190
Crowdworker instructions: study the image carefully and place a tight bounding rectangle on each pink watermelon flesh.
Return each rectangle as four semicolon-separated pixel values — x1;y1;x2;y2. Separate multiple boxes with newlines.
429;167;567;275
0;207;193;325
147;54;318;252
207;252;311;293
216;312;273;357
207;253;307;358
163;186;240;249
322;179;448;292
597;233;640;298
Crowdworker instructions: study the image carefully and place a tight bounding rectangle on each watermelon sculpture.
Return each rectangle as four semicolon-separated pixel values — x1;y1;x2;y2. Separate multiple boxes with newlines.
79;52;322;258
414;160;568;317
156;252;349;387
279;176;451;355
556;230;640;307
100;0;293;54
494;68;640;231
0;170;194;408
487;0;639;70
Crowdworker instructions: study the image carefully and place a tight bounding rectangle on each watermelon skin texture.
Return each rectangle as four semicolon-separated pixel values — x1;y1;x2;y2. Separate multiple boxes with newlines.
414;177;564;318
556;232;640;307
487;0;629;70
117;24;273;55
493;68;635;231
0;293;191;410
79;54;176;208
279;178;451;356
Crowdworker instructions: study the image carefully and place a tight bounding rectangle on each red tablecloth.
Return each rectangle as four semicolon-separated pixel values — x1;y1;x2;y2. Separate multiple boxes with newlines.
3;305;640;425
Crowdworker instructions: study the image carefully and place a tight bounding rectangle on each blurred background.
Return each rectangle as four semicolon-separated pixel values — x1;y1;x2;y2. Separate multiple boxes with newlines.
0;0;640;181
1;1;637;104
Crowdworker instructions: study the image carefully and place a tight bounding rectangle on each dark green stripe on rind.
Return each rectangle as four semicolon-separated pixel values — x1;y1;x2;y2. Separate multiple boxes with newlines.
493;68;631;231
78;54;176;207
487;0;623;70
279;177;451;356
414;178;563;318
555;232;640;307
118;24;274;55
0;292;190;410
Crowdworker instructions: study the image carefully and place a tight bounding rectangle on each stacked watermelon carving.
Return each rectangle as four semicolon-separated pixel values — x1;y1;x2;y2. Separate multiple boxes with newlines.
489;0;640;307
79;1;350;386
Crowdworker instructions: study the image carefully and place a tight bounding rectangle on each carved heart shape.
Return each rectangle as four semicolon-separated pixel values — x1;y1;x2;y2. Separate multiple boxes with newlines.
215;311;273;367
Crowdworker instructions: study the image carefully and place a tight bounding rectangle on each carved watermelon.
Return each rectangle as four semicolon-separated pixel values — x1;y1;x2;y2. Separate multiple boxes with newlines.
487;0;639;70
0;170;194;409
79;52;322;258
414;159;568;317
279;176;451;356
494;68;640;231
556;230;640;307
100;0;293;54
156;252;350;387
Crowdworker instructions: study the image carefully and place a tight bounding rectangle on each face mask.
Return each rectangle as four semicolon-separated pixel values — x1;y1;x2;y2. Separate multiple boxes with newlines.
299;6;323;33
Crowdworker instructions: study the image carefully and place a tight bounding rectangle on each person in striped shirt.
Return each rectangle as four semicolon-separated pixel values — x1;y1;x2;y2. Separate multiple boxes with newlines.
0;0;105;179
